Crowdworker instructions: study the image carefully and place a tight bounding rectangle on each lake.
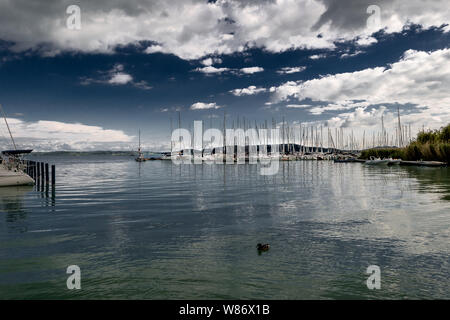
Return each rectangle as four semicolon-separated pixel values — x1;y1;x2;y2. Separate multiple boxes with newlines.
1;154;449;299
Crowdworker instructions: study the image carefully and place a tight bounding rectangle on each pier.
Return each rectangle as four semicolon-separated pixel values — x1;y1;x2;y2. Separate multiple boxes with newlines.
24;160;56;191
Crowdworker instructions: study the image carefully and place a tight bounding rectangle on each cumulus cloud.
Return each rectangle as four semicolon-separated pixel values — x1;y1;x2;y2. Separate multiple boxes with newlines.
0;0;449;60
277;66;306;74
340;50;363;59
355;36;378;46
0;117;133;151
230;85;266;96
194;66;230;74
271;48;450;130
309;54;327;60
190;102;223;110
201;57;223;66
81;64;151;89
194;65;264;75
108;73;133;85
239;66;264;74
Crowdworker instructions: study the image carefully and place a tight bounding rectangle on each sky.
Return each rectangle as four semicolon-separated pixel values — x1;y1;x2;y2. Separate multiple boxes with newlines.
0;0;449;151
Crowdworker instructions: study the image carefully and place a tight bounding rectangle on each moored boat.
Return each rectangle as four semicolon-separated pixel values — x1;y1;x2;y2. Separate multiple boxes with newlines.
0;104;35;187
365;156;390;165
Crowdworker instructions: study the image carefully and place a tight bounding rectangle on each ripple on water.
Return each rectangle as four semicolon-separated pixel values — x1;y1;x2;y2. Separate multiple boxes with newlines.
1;157;450;299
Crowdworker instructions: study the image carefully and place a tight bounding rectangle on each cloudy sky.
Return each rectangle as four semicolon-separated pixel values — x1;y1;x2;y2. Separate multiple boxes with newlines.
0;0;449;151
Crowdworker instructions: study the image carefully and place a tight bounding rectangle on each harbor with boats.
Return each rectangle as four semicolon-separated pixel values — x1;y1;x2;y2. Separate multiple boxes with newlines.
1;104;449;300
133;110;448;168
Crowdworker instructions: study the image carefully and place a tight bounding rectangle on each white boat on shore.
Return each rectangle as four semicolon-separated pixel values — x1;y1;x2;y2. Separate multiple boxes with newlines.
365;156;390;165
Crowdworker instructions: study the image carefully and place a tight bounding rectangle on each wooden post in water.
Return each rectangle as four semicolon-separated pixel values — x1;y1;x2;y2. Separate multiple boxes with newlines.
36;162;40;189
51;165;56;200
41;162;45;190
51;165;55;187
45;163;49;187
33;161;36;181
30;161;34;180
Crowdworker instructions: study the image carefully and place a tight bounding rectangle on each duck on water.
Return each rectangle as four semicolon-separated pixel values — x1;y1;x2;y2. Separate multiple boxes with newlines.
257;243;270;252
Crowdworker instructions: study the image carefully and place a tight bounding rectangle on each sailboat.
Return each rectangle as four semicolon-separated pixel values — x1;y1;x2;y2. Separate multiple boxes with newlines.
0;104;35;187
135;129;147;162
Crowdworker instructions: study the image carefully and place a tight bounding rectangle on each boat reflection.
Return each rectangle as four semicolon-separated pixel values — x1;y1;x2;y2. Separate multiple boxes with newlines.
0;186;33;233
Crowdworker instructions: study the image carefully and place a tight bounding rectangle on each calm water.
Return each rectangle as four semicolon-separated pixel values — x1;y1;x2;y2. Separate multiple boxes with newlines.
1;154;449;299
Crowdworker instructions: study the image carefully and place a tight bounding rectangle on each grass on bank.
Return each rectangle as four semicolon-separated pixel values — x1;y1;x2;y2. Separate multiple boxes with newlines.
359;124;450;163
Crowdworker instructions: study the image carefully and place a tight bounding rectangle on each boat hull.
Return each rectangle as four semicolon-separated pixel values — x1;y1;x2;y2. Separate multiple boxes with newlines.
365;160;390;165
0;169;35;187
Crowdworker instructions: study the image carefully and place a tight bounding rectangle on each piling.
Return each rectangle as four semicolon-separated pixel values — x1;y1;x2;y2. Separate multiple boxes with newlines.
41;162;45;190
32;161;36;180
45;163;49;185
51;165;55;187
36;162;40;188
32;161;36;181
22;159;55;189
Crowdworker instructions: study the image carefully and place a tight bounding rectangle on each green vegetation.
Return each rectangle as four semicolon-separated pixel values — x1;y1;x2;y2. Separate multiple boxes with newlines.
360;124;450;163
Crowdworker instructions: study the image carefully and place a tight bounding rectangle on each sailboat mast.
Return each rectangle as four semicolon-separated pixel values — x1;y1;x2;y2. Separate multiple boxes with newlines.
0;104;17;150
397;107;403;147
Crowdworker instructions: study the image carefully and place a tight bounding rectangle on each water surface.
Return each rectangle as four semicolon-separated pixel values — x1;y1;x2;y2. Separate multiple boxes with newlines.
1;154;449;299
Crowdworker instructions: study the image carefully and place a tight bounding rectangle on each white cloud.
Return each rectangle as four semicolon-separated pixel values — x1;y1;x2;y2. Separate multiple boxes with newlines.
194;65;264;75
201;57;222;66
108;72;133;85
240;66;264;74
194;66;229;74
309;54;327;60
277;66;306;74
144;45;163;54
190;102;223;110
230;85;266;96
340;50;364;59
356;36;378;46
0;1;449;60
271;48;450;130
81;64;151;89
0;117;133;151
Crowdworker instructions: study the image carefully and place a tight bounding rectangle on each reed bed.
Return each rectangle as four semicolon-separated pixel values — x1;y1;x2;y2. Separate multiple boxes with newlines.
360;124;450;163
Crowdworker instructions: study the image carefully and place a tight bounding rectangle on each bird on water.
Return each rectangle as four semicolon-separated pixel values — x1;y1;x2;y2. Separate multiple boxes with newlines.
257;243;270;251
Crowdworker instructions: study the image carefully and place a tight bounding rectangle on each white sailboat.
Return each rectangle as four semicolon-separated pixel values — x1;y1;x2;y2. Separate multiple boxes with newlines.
135;129;147;162
0;104;35;187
